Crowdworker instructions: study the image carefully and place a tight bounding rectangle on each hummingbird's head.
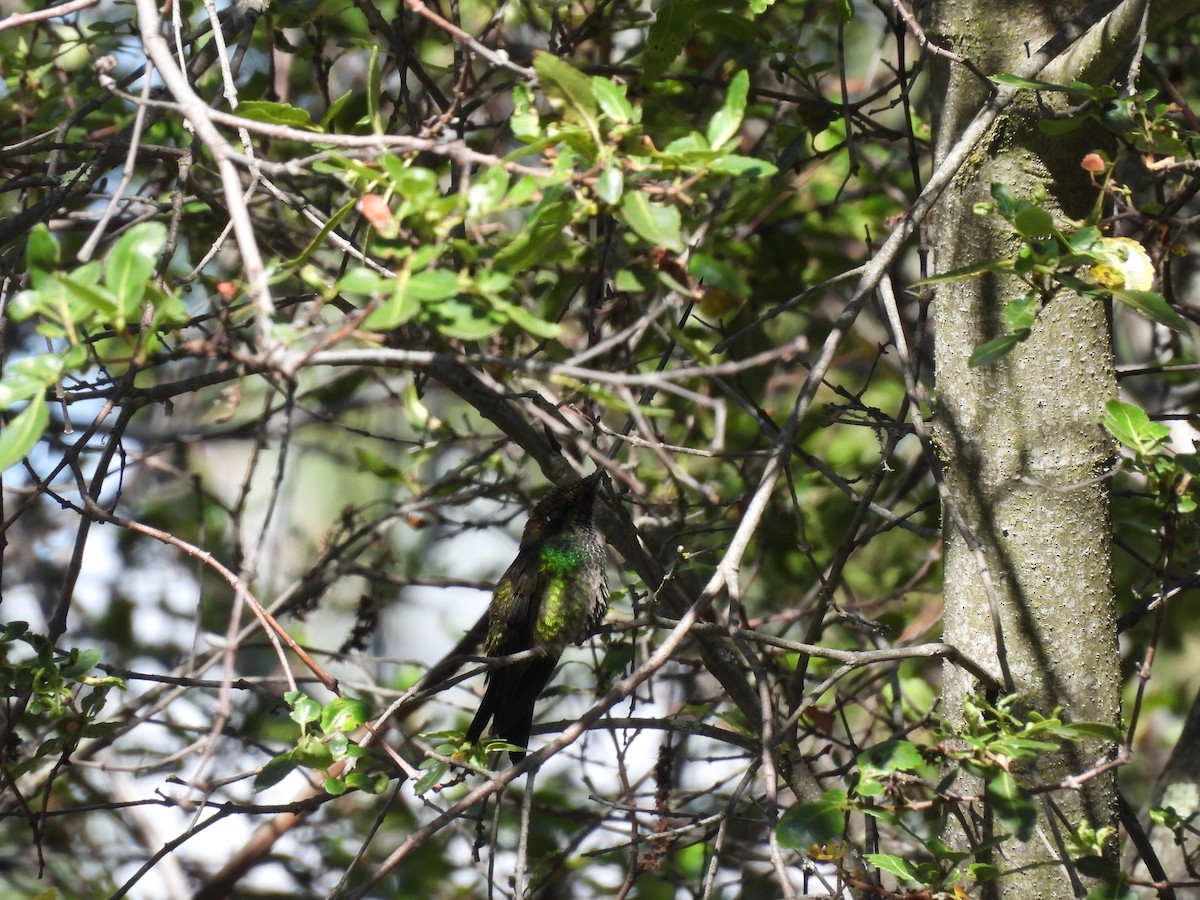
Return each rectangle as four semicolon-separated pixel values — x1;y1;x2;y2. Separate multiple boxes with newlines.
522;470;604;542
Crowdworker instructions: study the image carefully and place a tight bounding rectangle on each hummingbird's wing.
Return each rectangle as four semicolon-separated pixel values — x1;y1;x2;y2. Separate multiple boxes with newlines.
489;546;543;657
465;549;558;761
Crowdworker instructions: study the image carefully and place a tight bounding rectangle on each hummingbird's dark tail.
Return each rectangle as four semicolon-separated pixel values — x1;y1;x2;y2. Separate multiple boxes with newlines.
466;655;559;763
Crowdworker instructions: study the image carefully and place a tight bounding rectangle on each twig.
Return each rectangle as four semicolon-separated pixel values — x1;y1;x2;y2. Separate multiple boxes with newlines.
132;0;276;353
0;0;96;33
403;0;534;78
82;499;339;694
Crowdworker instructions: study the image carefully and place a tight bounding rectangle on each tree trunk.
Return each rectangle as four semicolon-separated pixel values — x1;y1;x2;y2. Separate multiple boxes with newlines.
927;2;1134;896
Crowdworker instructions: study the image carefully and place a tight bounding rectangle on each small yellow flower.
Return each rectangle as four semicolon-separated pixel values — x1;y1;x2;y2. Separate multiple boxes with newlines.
1086;237;1154;291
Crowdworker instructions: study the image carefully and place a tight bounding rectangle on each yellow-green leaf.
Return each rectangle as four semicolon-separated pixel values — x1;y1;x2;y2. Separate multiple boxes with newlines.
1111;289;1188;332
236;101;317;129
706;70;748;149
968;331;1029;367
642;0;696;82
0;401;49;472
619;191;684;253
592;76;632;125
105;221;167;327
777;792;846;849
533;52;600;144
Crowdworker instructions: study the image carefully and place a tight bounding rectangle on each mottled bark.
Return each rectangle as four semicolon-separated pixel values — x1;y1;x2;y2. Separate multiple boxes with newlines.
927;2;1136;897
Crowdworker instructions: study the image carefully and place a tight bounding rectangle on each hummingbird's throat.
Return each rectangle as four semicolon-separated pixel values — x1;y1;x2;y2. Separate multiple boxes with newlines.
540;543;585;573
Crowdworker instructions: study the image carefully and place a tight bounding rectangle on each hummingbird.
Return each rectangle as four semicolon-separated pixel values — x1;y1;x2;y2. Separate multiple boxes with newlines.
465;470;609;763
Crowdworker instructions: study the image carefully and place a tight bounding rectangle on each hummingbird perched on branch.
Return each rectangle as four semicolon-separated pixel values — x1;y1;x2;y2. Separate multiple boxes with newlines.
465;470;609;763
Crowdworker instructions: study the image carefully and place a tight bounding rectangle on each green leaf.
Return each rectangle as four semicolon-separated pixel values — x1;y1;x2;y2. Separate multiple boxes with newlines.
855;778;886;798
355;448;405;480
324;776;349;796
105;222;167;328
406;269;460;302
334;267;386;298
619;191;685;253
990;73;1072;92
706;70;749;149
1039;116;1087;136
1099;99;1137;132
857;740;924;777
254;753;299;791
663;133;710;156
1110;289;1189;332
1052;721;1124;742
288;693;322;726
1066;226;1103;252
911;258;1010;287
492;298;563;339
968;331;1029;367
690;253;749;296
863;854;922;883
1000;737;1060;754
1102;400;1171;456
990;182;1019;217
148;287;189;330
776;791;846;849
708;154;778;176
592;76;632;125
615;269;645;292
320;698;370;734
494;199;573;269
596;165;624;205
0;354;64;408
506;176;540;207
367;45;382;133
987;770;1037;841
431;300;500;340
475;270;513;295
285;196;357;270
292;734;334;768
414;758;447;795
236;100;316;129
1001;297;1038;331
856;739;924;798
0;622;29;642
363;271;420;331
1012;205;1054;239
510;83;540;142
345;770;390;794
599;642;636;677
641;0;696;82
0;401;49;472
60;648;102;678
467;167;509;217
328;734;355;763
321;89;355;130
380;159;439;198
55;270;118;321
26;223;60;275
534;52;600;143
